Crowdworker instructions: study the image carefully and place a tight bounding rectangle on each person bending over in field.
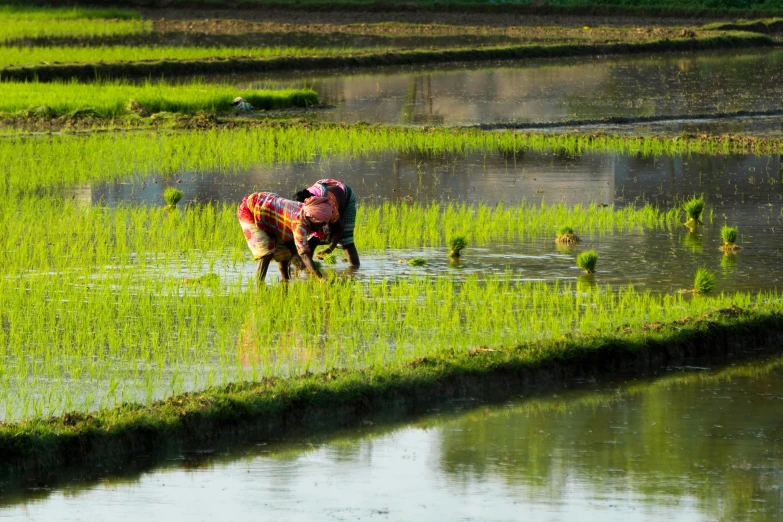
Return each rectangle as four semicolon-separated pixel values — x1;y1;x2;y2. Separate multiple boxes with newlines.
293;178;360;267
237;192;337;283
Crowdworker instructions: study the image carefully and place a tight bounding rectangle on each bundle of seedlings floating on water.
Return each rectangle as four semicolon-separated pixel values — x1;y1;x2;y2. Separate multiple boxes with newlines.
321;252;338;265
163;187;183;210
692;267;716;295
683;196;704;231
556;225;580;244
720;225;740;252
576;250;598;274
448;235;468;259
408;257;427;267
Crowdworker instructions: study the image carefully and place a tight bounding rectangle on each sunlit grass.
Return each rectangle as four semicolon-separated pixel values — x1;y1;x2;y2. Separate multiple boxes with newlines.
0;79;318;118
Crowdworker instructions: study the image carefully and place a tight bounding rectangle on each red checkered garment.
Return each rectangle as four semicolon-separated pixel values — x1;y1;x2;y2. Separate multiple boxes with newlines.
242;192;312;254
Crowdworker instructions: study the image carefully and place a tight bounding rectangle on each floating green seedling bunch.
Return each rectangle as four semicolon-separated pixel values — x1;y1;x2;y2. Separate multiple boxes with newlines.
576;250;599;274
321;252;338;265
720;225;740;252
693;267;716;294
683;196;705;229
409;257;427;266
448;235;468;258
163;187;183;209
556;225;580;244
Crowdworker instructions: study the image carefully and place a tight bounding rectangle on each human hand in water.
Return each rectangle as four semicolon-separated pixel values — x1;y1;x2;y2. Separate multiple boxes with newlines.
315;247;334;260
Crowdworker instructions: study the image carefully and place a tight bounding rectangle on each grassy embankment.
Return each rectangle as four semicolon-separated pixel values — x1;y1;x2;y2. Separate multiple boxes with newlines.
0;80;318;118
13;0;783;15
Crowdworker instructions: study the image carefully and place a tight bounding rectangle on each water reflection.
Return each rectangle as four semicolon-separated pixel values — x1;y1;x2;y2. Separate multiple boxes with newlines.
5;355;783;521
241;48;783;128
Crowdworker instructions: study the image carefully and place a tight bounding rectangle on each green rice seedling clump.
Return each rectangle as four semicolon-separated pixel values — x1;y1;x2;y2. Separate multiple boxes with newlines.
720;225;740;252
683;196;705;228
164;187;183;208
693;268;716;294
556;225;580;244
448;235;468;258
321;252;338;265
409;257;427;266
576;250;598;273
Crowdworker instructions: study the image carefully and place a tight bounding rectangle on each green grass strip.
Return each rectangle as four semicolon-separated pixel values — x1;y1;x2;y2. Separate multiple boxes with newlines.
0;80;318;118
1;303;780;471
0;32;772;82
0;6;147;43
0;45;388;69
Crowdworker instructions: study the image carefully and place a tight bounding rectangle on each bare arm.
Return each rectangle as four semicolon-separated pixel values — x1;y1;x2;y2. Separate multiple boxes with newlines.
300;251;324;279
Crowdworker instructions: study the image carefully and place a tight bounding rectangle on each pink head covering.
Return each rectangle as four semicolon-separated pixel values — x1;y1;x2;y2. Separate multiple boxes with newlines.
302;196;338;224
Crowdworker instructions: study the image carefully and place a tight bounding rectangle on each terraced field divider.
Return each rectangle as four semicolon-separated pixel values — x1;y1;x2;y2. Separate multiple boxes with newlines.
0;32;773;82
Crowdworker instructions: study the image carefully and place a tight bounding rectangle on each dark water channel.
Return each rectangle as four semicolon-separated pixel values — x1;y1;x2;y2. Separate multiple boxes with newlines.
5;354;783;521
243;48;783;132
83;147;783;292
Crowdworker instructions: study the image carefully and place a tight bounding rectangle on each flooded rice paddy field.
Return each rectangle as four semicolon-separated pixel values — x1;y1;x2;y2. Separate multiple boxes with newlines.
240;48;783;130
5;354;783;521
87;147;783;292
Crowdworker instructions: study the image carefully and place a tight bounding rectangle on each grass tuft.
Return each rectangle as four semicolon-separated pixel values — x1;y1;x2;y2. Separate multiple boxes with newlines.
408;257;427;267
163;187;183;208
693;268;716;295
448;235;468;258
576;250;598;273
721;225;738;245
556;225;580;244
683;196;705;227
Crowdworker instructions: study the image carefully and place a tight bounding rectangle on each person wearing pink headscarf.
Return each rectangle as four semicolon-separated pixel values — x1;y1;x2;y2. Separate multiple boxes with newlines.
293;178;360;268
237;192;337;283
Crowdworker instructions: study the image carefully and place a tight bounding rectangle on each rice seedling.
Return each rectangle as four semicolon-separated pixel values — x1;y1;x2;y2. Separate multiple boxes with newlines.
683;196;705;230
693;268;716;294
556;225;580;244
163;187;183;209
0;79;318;118
720;225;740;252
408;257;427;266
321;252;338;265
0;125;778;197
576;250;599;274
0;6;148;43
448;235;468;258
0;195;778;423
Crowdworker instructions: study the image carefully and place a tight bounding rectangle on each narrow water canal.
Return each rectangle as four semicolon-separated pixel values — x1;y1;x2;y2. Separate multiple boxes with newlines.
4;354;782;521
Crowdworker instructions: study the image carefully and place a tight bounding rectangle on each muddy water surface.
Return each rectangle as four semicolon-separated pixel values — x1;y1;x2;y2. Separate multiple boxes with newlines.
5;355;783;521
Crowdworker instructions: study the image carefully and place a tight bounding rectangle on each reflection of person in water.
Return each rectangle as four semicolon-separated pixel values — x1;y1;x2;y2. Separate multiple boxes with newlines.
293;178;360;267
237;192;337;282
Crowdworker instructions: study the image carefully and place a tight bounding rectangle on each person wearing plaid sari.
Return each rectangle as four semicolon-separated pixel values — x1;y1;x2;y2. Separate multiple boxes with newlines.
293;178;360;267
237;192;337;282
